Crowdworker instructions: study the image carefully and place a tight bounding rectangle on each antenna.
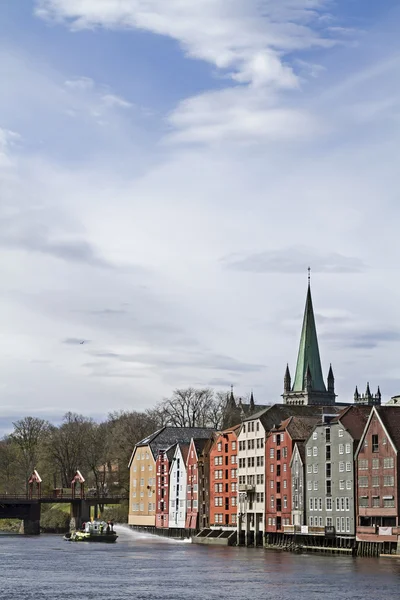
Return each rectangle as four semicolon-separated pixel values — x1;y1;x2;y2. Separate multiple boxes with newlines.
308;266;311;285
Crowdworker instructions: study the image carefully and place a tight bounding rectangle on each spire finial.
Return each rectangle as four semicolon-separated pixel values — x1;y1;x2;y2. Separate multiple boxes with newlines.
308;266;311;286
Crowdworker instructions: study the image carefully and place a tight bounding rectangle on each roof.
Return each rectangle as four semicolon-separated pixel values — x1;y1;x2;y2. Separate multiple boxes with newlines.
289;441;306;467
129;426;215;465
270;415;321;441
179;443;190;463
333;405;372;441
376;406;400;451
192;437;212;457
244;403;342;430
293;284;326;393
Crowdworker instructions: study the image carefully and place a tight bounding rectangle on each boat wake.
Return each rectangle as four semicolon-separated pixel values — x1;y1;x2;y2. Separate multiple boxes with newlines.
114;524;192;544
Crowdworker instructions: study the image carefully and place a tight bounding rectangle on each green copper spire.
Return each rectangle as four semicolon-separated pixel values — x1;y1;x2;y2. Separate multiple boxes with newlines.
292;282;326;392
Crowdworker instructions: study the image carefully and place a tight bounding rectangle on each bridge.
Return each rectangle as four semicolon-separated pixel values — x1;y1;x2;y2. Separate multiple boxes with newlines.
0;470;127;535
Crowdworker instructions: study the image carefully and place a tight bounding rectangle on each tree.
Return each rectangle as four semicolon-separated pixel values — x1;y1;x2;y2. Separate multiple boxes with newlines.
154;387;225;428
10;417;49;491
45;413;93;487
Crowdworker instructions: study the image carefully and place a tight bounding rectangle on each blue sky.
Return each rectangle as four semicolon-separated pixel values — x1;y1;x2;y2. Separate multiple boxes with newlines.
1;1;400;430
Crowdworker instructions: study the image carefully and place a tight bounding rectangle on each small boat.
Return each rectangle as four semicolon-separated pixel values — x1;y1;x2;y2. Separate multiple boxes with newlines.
64;520;118;543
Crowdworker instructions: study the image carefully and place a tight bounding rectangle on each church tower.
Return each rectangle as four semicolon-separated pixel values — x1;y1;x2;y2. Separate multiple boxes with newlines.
282;273;336;406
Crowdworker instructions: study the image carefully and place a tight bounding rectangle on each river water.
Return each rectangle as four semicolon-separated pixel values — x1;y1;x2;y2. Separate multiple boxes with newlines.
1;527;400;599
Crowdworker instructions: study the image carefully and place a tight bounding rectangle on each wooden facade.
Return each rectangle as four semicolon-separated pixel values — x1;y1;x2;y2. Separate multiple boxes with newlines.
129;444;157;527
209;427;239;528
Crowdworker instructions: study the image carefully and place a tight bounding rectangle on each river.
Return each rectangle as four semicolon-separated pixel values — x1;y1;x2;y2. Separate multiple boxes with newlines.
1;526;399;599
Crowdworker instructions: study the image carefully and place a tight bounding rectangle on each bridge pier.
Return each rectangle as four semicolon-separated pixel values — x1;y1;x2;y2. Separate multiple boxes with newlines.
19;503;41;535
70;500;90;531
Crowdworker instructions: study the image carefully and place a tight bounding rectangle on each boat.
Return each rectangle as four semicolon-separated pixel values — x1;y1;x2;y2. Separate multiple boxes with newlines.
64;520;118;543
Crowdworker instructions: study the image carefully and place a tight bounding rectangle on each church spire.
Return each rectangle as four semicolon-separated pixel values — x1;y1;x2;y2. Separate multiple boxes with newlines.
284;364;291;392
292;277;326;393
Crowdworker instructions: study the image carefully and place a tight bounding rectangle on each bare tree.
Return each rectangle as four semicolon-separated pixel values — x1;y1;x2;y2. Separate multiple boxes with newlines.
10;417;49;491
154;388;222;428
45;413;93;487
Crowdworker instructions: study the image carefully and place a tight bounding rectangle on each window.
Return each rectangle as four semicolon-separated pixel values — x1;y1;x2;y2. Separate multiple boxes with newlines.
309;498;313;511
217;442;222;451
346;517;350;533
326;516;333;526
309;517;314;526
338;429;344;437
307;465;312;474
270;464;274;473
313;464;318;474
339;480;345;490
313;431;318;440
345;497;350;511
314;481;318;491
256;456;264;467
271;496;275;508
270;448;275;459
336;517;340;531
326;498;332;511
336;498;340;511
372;496;380;507
341;517;345;532
384;476;395;486
256;422;260;432
313;447;318;457
326;446;331;461
346;480;352;490
339;462;345;472
372;435;379;453
339;444;344;455
359;459;368;470
383;497;395;508
326;464;331;478
358;477;368;487
359;496;368;507
314;498;319;511
307;447;312;457
270;480;274;488
384;457;394;469
214;457;219;466
325;428;331;442
268;517;272;526
257;474;264;485
319;497;322;511
283;480;287;489
345;444;351;454
232;441;236;450
231;496;237;506
283;463;287;472
283;496;287;508
307;481;312;491
326;480;332;495
372;476;379;487
346;463;351;472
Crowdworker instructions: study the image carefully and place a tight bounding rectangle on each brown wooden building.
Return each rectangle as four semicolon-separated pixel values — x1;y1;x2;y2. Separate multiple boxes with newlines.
356;406;400;543
209;426;239;528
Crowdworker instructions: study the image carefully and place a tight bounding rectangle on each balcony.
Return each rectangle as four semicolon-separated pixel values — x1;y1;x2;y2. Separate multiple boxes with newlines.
239;484;255;492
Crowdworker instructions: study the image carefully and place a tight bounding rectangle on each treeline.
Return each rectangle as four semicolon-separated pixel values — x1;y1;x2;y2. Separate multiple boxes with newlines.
0;388;233;496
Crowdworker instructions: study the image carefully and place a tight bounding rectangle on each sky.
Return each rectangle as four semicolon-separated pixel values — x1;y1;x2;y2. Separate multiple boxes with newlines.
1;0;400;434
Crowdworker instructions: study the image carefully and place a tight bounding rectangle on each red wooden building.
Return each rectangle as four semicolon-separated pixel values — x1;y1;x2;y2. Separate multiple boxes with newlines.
185;438;210;529
265;416;319;533
155;445;176;529
356;406;400;545
209;426;239;528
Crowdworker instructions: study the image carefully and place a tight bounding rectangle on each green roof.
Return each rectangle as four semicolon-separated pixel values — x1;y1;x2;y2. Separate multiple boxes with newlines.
292;285;326;393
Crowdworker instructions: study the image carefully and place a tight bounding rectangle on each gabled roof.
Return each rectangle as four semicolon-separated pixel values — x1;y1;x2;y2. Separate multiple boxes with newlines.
333;405;372;441
269;415;320;442
128;426;215;466
289;441;305;467
293;284;326;392
355;406;400;458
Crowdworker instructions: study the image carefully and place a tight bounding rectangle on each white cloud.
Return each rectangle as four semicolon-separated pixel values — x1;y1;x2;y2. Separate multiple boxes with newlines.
102;93;132;109
64;76;94;89
36;0;335;90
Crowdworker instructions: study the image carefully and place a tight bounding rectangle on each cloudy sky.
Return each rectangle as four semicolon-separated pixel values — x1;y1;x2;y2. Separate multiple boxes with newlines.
1;1;400;432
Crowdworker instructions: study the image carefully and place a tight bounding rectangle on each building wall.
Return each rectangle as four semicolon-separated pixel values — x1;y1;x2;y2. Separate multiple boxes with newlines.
168;445;188;529
155;452;170;529
209;430;238;527
237;418;266;537
128;444;157;527
186;440;200;529
357;413;398;532
305;423;355;536
265;430;292;532
198;443;211;529
290;445;304;526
